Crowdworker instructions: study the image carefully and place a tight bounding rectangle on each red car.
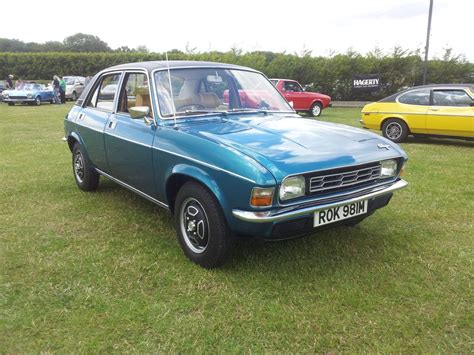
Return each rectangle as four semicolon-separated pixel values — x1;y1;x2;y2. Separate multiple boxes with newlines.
270;79;331;117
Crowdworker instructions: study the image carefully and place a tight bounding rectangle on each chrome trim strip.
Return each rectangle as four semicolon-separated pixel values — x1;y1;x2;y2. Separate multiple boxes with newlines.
232;179;408;223
152;146;256;184
104;131;151;148
364;111;474;118
95;168;169;209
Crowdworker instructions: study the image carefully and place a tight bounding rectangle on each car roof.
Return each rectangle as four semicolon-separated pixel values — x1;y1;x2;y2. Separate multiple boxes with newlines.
380;83;474;102
105;60;255;73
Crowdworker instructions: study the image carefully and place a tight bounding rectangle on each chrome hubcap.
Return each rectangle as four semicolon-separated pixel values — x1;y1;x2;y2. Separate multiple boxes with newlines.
180;197;209;254
74;152;85;183
312;105;321;116
386;122;402;140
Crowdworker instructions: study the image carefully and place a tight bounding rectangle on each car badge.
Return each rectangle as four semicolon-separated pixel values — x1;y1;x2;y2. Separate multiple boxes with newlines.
377;143;391;150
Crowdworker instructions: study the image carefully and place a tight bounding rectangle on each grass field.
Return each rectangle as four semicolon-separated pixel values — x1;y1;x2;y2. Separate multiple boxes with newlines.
1;103;473;352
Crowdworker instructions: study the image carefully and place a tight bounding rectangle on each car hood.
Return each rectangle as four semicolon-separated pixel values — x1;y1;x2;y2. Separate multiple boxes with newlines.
178;114;406;182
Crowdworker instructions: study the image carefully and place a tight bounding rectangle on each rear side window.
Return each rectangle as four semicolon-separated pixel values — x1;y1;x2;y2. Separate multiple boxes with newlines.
86;73;121;111
398;89;430;105
433;90;473;107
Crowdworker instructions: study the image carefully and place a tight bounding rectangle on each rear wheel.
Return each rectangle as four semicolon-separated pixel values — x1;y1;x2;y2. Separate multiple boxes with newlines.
72;143;100;191
308;102;322;117
382;118;409;143
174;181;235;268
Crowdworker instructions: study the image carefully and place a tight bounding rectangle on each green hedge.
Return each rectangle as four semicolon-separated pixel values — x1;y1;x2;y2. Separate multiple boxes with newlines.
1;51;472;100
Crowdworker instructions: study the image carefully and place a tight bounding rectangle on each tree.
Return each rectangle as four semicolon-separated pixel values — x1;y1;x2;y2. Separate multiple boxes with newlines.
63;33;111;52
135;45;149;53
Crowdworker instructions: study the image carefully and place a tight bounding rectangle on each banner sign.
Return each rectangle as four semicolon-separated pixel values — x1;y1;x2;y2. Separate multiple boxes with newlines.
352;74;381;91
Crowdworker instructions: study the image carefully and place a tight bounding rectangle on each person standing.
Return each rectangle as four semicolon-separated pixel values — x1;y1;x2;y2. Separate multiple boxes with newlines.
6;75;14;89
59;77;66;104
52;76;61;104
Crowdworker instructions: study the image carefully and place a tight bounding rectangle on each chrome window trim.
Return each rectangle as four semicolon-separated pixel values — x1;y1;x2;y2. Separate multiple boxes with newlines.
95;168;169;209
150;66;295;120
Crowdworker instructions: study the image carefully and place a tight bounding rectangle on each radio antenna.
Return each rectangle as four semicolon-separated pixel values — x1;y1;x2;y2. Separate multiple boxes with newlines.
165;52;177;126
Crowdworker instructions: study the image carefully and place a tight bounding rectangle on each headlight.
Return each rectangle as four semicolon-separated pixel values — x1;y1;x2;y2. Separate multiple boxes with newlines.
3;93;8;98
27;93;33;99
380;159;398;178
250;187;274;207
280;176;306;201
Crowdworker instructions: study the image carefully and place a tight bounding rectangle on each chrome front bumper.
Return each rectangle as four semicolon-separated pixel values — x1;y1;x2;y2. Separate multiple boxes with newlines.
232;179;408;223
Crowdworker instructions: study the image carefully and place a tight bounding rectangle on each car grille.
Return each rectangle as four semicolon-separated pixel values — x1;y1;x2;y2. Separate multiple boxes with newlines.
308;164;382;194
9;96;27;99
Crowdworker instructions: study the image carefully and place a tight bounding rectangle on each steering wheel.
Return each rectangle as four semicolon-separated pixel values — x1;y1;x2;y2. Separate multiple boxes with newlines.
176;104;206;111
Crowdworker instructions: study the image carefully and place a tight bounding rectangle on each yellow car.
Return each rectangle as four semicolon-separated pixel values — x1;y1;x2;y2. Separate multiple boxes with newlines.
360;84;474;142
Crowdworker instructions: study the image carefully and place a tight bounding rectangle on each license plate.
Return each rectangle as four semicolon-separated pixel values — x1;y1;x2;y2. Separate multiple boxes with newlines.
314;200;368;227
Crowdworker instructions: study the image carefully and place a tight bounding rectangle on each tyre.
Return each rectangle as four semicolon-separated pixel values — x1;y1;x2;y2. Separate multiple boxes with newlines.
8;102;14;106
72;91;78;101
382;118;409;143
35;96;41;106
174;181;235;268
308;102;322;117
72;143;100;191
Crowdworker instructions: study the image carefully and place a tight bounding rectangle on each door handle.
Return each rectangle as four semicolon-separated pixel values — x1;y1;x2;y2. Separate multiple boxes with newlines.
78;113;85;120
428;108;440;111
108;120;117;129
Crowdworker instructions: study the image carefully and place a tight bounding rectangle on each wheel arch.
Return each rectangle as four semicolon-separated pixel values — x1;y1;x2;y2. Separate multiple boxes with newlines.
380;116;410;132
165;165;228;216
66;131;84;152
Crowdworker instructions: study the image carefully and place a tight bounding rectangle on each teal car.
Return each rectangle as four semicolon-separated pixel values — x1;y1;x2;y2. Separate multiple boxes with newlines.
64;61;408;268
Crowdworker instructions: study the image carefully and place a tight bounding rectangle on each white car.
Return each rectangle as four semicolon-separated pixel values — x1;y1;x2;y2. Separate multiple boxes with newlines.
64;76;86;101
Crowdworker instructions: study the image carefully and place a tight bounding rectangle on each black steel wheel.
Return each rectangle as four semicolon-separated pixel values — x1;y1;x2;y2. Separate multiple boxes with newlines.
174;181;235;268
72;142;100;191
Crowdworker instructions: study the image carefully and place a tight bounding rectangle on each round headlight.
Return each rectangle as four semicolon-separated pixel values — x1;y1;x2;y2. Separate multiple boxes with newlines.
27;93;33;98
380;159;398;178
280;176;306;201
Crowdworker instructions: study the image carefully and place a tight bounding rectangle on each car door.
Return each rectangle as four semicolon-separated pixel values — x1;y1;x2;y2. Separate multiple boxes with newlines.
396;88;431;134
76;72;122;170
281;80;305;110
103;71;157;197
427;89;474;137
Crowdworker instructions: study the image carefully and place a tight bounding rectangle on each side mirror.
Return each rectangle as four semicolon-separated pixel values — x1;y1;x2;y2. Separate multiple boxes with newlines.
129;106;153;125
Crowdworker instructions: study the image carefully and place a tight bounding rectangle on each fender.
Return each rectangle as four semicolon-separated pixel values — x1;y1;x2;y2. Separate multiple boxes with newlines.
380;115;410;130
67;130;84;152
167;164;231;217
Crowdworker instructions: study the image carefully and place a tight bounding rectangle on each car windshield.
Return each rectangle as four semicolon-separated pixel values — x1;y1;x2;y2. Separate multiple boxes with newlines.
64;77;76;85
21;83;42;91
154;68;293;118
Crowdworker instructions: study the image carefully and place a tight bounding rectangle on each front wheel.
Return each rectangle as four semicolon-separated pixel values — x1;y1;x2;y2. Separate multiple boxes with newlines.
382;118;409;143
308;102;322;117
72;91;78;101
174;181;235;268
35;96;41;106
72;143;100;191
8;102;14;106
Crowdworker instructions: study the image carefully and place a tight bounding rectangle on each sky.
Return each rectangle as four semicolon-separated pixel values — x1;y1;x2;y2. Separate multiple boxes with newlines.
2;0;473;60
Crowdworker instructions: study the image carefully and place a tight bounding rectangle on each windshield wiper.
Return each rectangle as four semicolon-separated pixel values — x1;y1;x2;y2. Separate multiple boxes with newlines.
175;110;227;116
227;108;268;115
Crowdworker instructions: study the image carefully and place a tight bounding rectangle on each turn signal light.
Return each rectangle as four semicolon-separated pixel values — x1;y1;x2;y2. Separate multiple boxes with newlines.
250;187;274;207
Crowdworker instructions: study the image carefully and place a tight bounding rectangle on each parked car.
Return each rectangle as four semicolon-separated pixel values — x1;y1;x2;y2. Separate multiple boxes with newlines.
63;76;86;101
361;84;474;142
0;80;5;102
270;78;331;117
64;61;408;268
2;82;54;106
